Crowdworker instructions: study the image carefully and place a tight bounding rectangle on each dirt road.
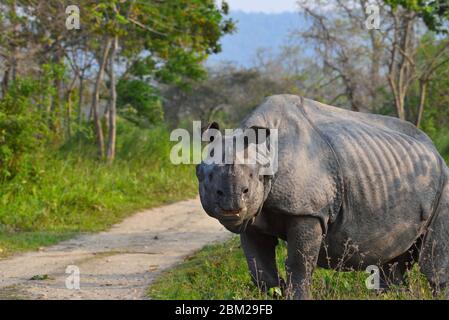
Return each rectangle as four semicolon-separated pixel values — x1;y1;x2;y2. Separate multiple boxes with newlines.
0;199;231;300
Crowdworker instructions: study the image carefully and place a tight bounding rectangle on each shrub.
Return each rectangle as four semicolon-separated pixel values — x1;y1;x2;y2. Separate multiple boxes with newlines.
0;78;48;181
116;79;164;127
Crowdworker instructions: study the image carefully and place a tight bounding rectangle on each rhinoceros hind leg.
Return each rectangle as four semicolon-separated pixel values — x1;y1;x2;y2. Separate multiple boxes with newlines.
419;182;449;297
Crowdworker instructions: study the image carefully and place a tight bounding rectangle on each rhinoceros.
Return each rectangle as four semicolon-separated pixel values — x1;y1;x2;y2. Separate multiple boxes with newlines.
196;95;449;299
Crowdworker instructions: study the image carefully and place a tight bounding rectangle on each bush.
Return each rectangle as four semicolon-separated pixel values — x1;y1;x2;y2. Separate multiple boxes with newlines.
116;79;164;127
0;78;48;181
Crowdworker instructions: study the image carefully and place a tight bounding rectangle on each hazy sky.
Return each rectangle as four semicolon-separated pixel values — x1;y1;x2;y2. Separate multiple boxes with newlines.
224;0;298;13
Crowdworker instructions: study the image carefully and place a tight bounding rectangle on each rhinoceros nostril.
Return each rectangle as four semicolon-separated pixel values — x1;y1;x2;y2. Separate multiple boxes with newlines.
217;190;224;196
243;188;249;194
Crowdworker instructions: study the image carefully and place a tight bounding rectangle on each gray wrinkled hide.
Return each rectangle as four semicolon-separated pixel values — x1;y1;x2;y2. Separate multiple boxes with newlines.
197;95;449;299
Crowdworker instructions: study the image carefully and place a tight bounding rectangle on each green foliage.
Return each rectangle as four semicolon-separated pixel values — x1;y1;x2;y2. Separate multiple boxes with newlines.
433;131;449;162
116;79;163;127
385;0;449;34
83;0;235;86
0;77;49;181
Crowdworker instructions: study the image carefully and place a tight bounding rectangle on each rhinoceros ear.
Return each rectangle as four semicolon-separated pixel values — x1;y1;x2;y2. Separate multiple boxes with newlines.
248;127;272;169
201;122;220;143
201;122;219;135
249;126;270;145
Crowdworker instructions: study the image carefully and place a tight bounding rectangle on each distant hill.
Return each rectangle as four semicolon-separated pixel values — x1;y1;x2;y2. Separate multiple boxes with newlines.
208;11;308;67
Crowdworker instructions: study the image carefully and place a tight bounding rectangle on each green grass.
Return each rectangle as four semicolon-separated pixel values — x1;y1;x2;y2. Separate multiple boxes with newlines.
148;237;444;300
0;122;197;257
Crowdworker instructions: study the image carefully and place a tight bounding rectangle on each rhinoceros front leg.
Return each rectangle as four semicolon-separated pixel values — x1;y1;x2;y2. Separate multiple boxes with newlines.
240;226;282;292
285;216;322;300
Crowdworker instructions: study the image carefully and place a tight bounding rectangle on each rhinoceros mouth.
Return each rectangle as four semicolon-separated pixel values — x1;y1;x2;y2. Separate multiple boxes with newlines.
220;209;242;217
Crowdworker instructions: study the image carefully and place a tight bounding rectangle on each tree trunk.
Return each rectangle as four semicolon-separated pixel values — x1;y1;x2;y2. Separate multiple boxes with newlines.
49;49;65;137
387;9;417;121
107;36;118;163
78;76;84;126
67;91;73;139
1;68;10;97
10;0;18;83
415;80;427;128
92;37;112;159
396;93;406;120
66;77;77;139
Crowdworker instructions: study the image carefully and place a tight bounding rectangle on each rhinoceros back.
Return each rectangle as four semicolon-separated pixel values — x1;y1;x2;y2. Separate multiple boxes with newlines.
303;98;445;260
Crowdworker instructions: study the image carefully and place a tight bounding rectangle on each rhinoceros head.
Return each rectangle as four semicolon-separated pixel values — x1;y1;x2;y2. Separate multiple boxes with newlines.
196;122;271;234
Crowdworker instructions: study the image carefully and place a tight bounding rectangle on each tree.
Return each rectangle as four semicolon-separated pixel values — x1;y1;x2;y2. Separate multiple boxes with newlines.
163;65;300;127
80;0;234;160
385;4;420;120
384;2;449;124
90;36;111;159
0;0;234;162
65;38;95;129
297;0;387;112
297;0;449;125
385;0;449;34
411;34;449;128
106;36;118;162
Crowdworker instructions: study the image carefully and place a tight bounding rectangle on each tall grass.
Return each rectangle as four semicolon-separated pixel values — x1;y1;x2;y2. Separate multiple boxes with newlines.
0;120;197;256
